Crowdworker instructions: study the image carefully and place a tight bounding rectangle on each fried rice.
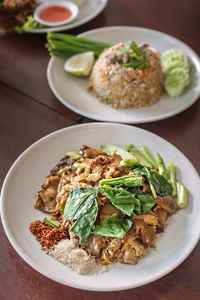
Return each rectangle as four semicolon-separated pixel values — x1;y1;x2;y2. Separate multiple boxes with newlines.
88;42;164;109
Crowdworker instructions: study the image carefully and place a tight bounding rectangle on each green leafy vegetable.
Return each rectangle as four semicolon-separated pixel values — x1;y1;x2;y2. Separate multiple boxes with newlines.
100;185;136;217
92;214;132;238
43;217;59;228
64;188;98;244
125;144;152;167
123;159;142;169
133;167;173;197
14;16;46;33
64;188;97;220
100;175;143;188
70;200;98;244
66;150;82;160
100;144;134;160
100;185;155;216
134;194;156;215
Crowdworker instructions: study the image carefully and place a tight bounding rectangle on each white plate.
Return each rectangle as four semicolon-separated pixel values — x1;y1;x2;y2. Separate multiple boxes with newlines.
27;0;107;33
1;123;200;291
47;26;200;123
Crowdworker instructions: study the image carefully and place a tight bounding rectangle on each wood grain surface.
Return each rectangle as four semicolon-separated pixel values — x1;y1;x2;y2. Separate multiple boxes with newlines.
0;0;199;299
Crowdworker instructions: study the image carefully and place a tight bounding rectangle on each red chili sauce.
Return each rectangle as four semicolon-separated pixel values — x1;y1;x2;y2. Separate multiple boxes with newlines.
39;6;72;22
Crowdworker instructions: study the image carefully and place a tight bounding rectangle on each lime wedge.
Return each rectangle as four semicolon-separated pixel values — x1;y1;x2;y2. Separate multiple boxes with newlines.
64;52;95;77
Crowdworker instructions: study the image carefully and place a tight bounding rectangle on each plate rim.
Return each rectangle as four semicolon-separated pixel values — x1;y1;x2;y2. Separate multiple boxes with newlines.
1;122;200;291
26;0;108;33
47;25;200;124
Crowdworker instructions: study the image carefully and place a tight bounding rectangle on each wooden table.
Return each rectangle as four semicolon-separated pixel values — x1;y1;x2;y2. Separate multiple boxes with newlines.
0;0;200;299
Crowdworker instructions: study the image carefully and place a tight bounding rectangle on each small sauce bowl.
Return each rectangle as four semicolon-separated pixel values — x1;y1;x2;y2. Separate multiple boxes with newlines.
34;1;79;27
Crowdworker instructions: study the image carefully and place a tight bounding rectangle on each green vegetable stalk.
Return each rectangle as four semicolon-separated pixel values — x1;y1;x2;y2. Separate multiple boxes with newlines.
168;162;177;197
141;146;158;169
176;182;187;208
46;32;111;58
156;153;168;179
43;217;59;228
100;174;143;188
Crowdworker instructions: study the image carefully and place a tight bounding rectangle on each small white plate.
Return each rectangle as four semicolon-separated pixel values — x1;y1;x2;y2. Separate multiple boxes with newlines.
47;26;200;123
34;1;79;27
28;0;107;33
1;123;200;291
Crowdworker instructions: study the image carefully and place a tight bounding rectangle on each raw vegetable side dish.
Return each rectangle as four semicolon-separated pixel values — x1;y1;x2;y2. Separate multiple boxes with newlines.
46;32;191;109
30;144;187;274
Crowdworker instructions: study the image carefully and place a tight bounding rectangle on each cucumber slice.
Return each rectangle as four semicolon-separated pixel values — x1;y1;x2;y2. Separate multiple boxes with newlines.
161;50;189;74
160;49;190;97
164;70;189;97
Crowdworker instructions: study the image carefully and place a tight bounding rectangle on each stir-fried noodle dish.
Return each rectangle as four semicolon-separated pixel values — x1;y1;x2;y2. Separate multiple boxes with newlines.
30;144;186;274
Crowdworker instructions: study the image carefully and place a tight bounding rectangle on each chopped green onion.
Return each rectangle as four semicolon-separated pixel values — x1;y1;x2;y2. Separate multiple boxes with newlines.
123;61;150;69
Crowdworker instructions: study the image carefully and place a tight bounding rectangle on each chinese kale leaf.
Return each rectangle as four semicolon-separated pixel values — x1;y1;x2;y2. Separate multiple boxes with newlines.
100;185;155;217
92;214;132;238
133;167;173;196
100;174;143;188
100;185;136;217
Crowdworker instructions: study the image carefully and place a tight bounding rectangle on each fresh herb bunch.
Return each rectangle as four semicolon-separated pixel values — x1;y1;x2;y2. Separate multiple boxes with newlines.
46;32;112;58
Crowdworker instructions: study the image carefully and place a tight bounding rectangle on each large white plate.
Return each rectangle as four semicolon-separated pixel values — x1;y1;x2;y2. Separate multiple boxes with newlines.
27;0;107;33
47;26;200;123
1;123;200;291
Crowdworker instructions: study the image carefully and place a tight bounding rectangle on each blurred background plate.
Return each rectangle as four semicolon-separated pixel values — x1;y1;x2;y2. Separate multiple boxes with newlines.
28;0;107;33
47;26;200;123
